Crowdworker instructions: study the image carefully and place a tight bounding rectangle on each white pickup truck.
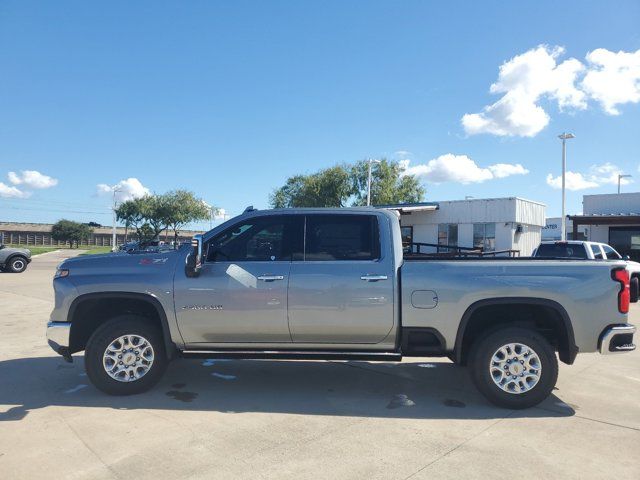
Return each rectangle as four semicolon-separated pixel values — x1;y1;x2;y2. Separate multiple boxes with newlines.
47;208;637;409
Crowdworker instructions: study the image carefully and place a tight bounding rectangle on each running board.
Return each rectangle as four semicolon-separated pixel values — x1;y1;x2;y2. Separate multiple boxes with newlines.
180;350;402;362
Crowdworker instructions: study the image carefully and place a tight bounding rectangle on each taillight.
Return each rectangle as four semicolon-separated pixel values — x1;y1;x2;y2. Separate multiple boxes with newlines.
612;268;630;314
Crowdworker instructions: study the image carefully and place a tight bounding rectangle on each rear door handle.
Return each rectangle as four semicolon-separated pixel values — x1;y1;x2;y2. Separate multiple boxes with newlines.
360;274;388;282
257;275;285;282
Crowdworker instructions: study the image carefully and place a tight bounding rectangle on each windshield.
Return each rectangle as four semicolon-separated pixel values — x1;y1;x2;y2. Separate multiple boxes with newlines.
535;243;588;259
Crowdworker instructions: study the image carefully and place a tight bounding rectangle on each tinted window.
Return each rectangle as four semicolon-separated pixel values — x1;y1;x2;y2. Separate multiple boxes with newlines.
535;243;588;259
589;244;603;259
602;244;622;259
473;223;496;252
305;215;380;261
207;216;295;262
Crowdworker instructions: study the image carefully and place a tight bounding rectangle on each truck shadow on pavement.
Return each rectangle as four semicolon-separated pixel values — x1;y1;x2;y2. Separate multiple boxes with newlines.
0;355;576;422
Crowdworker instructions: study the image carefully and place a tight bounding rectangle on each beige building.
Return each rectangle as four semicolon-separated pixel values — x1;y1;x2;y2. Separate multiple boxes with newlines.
0;222;203;247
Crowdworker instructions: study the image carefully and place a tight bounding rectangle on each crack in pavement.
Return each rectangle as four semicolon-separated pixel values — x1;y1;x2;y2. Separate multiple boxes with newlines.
401;412;516;479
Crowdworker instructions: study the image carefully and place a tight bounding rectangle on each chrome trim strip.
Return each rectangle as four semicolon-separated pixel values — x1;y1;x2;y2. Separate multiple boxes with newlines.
599;324;636;354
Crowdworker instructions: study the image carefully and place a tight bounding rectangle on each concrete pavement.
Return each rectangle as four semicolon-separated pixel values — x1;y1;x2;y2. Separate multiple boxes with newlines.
0;250;638;479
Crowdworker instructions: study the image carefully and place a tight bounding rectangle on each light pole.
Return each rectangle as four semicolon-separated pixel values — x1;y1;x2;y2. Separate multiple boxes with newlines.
366;159;381;206
558;133;575;241
618;174;632;194
111;186;122;250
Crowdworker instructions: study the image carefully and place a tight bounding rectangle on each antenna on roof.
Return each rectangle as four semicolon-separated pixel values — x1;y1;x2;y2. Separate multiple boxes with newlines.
243;205;256;214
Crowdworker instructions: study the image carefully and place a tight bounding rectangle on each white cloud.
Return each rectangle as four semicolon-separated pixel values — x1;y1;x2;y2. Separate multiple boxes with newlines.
581;48;640;115
462;45;585;137
488;163;530;178
463;46;640;137
401;154;529;184
96;178;150;203
588;163;632;185
0;182;31;198
394;150;412;158
7;170;58;189
546;172;599;191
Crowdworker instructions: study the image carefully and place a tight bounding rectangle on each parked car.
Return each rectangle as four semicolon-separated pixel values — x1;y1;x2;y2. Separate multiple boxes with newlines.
46;208;636;409
0;244;32;273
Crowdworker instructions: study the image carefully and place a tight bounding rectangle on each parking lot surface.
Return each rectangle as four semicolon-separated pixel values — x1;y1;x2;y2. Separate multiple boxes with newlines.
1;250;639;479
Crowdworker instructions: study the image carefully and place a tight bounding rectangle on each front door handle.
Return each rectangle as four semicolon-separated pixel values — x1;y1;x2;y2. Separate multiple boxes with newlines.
360;274;388;282
257;275;285;282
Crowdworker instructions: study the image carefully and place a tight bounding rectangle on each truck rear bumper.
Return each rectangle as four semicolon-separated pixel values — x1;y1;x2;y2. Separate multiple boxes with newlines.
46;321;73;362
598;324;636;354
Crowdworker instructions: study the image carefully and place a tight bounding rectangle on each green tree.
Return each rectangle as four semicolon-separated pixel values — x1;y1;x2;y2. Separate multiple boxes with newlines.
350;158;425;206
270;166;352;208
270;159;424;208
160;190;211;243
136;195;166;241
115;199;144;242
51;220;93;248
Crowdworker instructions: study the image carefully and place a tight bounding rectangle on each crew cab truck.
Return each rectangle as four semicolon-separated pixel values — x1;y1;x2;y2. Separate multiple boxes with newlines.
46;208;637;409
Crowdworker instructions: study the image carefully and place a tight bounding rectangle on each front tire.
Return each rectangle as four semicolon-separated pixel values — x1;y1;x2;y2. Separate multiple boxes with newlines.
7;256;28;273
468;327;558;409
85;315;168;395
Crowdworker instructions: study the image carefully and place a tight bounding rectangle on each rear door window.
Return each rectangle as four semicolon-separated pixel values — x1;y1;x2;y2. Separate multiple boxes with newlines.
535;243;588;259
589;244;604;259
305;215;380;261
602;244;622;259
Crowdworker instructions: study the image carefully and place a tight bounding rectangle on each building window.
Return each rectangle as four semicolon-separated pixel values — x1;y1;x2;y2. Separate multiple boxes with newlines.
609;227;640;262
438;224;458;252
473;223;496;252
400;226;413;251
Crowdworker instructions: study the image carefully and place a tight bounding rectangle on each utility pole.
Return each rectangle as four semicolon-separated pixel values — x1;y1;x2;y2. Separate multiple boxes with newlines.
366;159;381;206
558;133;575;241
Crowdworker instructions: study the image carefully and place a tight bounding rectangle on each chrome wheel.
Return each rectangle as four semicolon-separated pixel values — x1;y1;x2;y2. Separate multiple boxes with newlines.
490;343;541;394
102;334;154;382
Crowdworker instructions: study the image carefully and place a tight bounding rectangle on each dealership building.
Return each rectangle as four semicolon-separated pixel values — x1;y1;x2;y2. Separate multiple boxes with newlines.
385;197;546;256
568;192;640;261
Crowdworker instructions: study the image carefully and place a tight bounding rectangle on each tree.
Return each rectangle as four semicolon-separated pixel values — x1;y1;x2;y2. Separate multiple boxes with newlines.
136;195;166;241
270;159;425;208
160;190;210;243
350;158;425;206
270;166;352;208
115;199;144;242
51;220;93;248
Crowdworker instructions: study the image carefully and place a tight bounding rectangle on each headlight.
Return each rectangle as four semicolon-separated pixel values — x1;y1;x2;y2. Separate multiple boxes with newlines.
54;268;69;279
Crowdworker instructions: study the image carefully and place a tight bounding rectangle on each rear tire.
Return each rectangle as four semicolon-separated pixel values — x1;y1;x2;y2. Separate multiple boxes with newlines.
85;315;168;395
468;327;558;409
7;256;28;273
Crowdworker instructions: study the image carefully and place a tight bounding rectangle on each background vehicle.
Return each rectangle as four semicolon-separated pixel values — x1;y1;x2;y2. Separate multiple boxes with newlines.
47;208;636;409
534;240;640;293
0;244;32;273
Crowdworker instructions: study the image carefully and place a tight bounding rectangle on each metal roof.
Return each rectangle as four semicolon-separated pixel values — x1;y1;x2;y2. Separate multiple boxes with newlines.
377;202;439;213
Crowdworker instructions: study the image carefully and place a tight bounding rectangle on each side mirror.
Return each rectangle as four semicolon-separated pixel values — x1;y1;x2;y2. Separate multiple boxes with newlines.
185;234;203;278
623;255;631;261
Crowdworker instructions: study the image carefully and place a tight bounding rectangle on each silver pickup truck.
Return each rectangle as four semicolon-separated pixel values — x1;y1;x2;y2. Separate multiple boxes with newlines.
46;207;636;408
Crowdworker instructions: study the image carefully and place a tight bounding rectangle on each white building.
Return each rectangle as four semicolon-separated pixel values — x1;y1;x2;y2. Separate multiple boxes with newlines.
569;192;640;261
384;197;546;256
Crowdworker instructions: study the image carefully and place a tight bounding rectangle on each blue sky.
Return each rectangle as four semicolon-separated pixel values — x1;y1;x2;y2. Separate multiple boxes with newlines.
1;0;639;229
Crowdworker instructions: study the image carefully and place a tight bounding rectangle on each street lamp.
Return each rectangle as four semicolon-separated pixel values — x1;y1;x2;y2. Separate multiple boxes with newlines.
618;174;632;194
558;132;575;241
366;158;382;206
111;186;122;250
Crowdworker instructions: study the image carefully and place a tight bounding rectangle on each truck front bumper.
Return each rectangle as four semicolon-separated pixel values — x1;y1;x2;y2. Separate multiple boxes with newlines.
599;324;636;354
46;321;73;362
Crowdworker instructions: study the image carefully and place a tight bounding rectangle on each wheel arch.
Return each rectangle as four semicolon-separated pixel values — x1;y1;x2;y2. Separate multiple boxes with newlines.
454;297;578;365
68;292;176;359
